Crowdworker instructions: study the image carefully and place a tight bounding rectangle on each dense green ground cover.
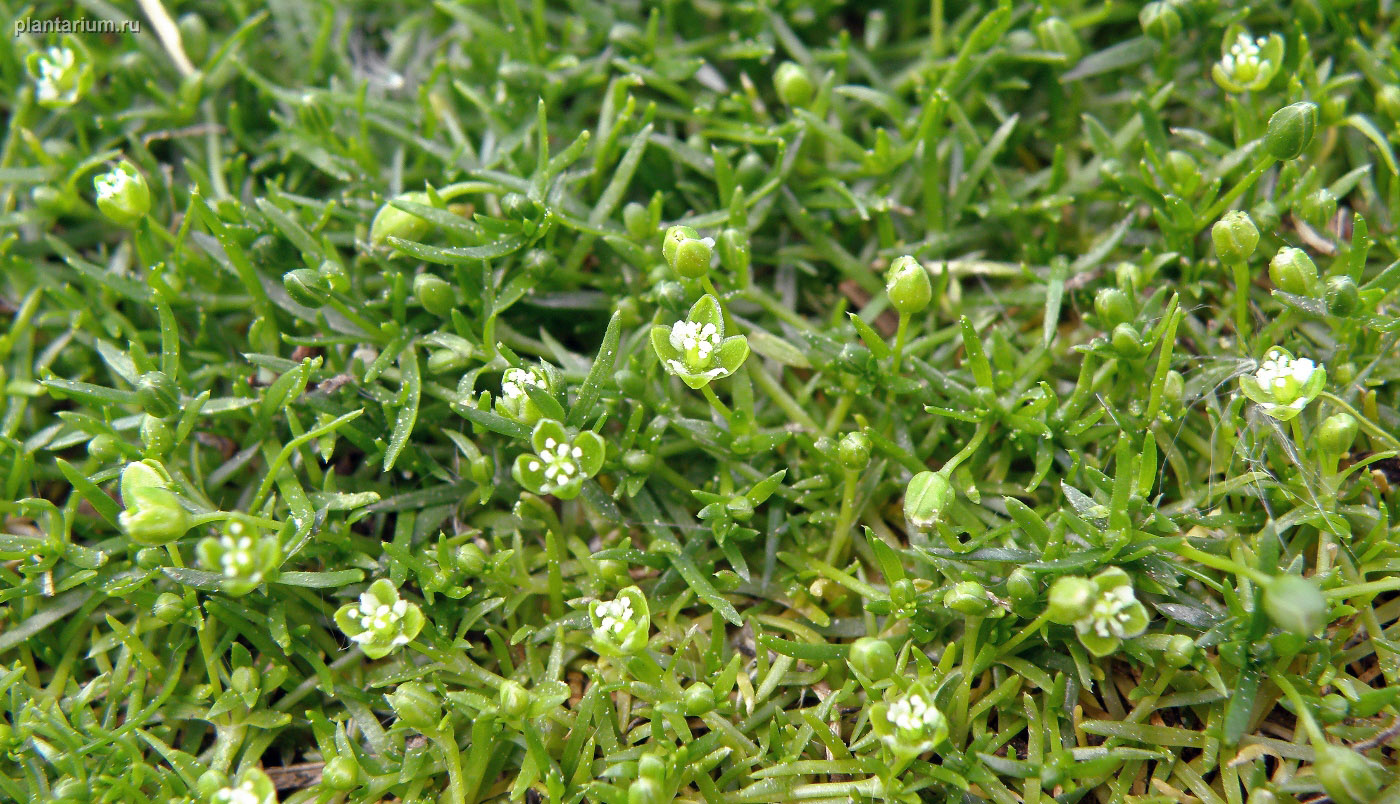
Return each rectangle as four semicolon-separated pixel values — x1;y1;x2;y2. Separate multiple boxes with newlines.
3;0;1400;801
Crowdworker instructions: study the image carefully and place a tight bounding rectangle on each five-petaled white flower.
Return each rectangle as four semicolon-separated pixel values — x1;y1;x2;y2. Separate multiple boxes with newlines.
346;592;414;647
529;436;583;484
1239;347;1326;421
1082;584;1140;639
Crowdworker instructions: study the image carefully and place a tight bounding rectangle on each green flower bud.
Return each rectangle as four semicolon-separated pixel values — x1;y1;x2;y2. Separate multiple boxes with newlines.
638;753;666;783
153;591;187;624
1006;568;1037;606
627;776;663;804
1325;275;1361;317
848;637;896;681
1300;188;1338;229
134;547;165;569
1265;102;1319;161
88;434;122;463
837;432;872;472
1046;576;1096;625
905;471;954;530
774;61;814;108
1212;210;1260;264
1269;247;1318;295
137;371;179;419
118;460;190;545
413;273;454;317
623;202;653;240
1262;574;1327;635
945;580;992;615
94;162;152;227
589;586;651;657
1111;323;1146;357
1164;634;1196;668
369;191;432;246
196;770;229;799
1163;370;1185;406
1139;1;1182;41
1318;413;1359;456
388;681;441;732
283;268;332;307
1035;17;1081;63
140;413;172;455
322;755;360;791
717;228;750;277
1094;287;1134;329
661;225;714;279
1378;85;1400;122
32;185;78;216
885;255;932;315
725;494;755;521
522;249;558;278
1322;96;1347;126
1313;744;1383;804
499;680;530;719
683;682;716;715
623;449;654;474
456;543;489;575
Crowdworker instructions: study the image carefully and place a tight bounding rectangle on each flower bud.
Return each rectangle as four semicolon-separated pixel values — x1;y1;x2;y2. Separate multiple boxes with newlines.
1318;412;1358;456
388;681;441;732
1269;247;1318;295
1300;188;1337;229
1265;102;1319;161
837;432;871;472
118;460;189;545
1006;568;1037;606
140;413;172;456
1164;634;1196;668
661;225;714;279
683;682;715;715
231;666;258;697
369;191;432;246
499;680;530;719
152;591;187;624
196;770;229;799
94;162;152;227
904;471;954;530
1325;275;1361;317
1313;744;1383;804
944;580;992;615
773;61;814;108
1212;210;1260;264
137;371;179;419
283;268;332;308
413;273;454;317
886;255;932;315
1262;574;1327;635
1111;323;1145;357
623;202;652;240
1094;287;1134;329
456;543;488;575
848;637;896;681
322;755;360;791
1046;576;1096;624
177;13;210;63
1035;17;1081;63
717;228;750;277
1378;85;1400;122
134;547;165;569
1139;1;1182;41
1163;370;1185;406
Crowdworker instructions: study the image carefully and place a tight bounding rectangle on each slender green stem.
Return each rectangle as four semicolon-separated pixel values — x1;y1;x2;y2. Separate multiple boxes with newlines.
699;383;732;423
941;421;990;475
1271;675;1326;745
891;312;911;375
997;612;1051;657
824;470;861;565
748;360;820;432
1203;156;1272;226
429;727;467;804
1168;541;1270;585
1230;260;1251;345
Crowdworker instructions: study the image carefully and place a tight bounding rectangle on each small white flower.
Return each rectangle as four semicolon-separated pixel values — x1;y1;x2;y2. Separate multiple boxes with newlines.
595;596;634;635
502;367;546;400
34;47;77;104
94;167;137;202
887;690;943;732
668;320;724;365
213;781;263;804
1082;585;1139;639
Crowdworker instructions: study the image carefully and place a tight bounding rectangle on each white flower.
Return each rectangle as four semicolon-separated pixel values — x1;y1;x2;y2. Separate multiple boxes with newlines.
501;367;546;401
537;436;582;482
594;596;634;635
34;47;76;104
1219;33;1269;79
94;167;137;203
1254;350;1319;404
1080;585;1139;639
887;690;943;732
213;781;264;804
669;320;723;363
347;590;410;644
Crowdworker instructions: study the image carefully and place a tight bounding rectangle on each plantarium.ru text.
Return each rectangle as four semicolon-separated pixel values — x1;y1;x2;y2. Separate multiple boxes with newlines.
2;0;1400;802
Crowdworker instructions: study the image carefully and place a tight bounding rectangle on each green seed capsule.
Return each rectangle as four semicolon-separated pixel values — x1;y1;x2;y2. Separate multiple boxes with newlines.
904;471;954;530
1318;693;1350;724
1318;412;1358;455
283;268;332;308
318;259;350;293
1163;634;1196;668
176;13;210;63
387;681;441;732
456;543;489;575
231;666;258;696
886;255;932;315
623;202;653;240
140;414;173;456
773;61;814;108
683;682;715;715
1163;370;1185;406
1006;568;1036;606
1300;188;1338;229
137;371;179;419
1110;323;1145;357
944;580;992;615
1162;150;1201;196
638;754;667;784
88;433;122;462
413;273;454;317
1262;574;1327;635
837;432;872;472
322;755;360;791
153;591;186;624
1211;210;1260;264
1313;744;1383;804
848;637;896;681
1378;85;1400;122
1269;247;1318;296
1094;287;1134;329
1265;102;1319;161
1139;1;1182;41
1046;576;1096;624
369;191;432;246
1325;275;1360;317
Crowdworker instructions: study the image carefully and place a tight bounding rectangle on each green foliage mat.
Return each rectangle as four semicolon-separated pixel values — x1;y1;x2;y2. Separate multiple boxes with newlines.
3;1;1400;802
